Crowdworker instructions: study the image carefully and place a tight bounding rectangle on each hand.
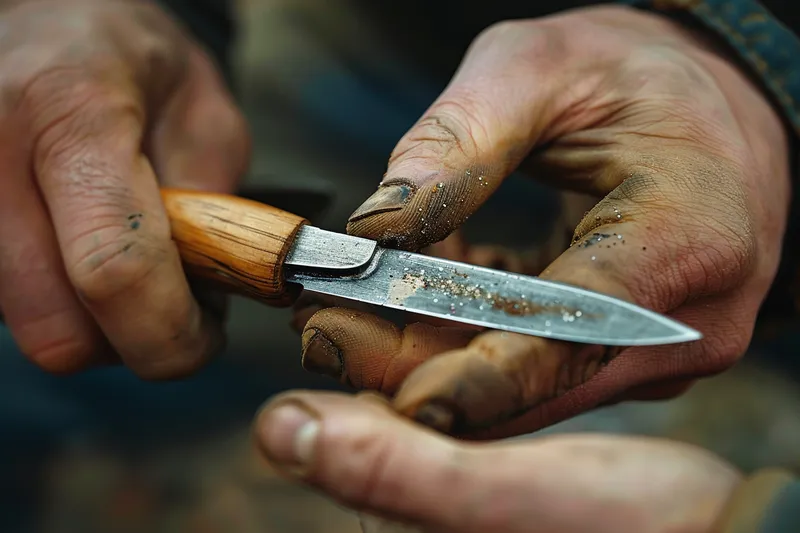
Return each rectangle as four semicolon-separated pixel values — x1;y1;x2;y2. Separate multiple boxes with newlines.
254;391;742;533
295;5;790;437
0;0;249;377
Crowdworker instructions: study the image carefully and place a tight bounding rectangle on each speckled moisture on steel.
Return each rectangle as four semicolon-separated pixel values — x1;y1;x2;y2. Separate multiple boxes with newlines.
284;227;702;346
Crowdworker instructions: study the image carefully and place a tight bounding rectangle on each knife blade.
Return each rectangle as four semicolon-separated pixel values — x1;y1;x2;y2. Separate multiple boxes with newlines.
161;189;701;347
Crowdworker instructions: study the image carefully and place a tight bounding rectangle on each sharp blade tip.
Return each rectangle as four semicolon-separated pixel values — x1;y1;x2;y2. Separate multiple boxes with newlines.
673;324;703;343
628;324;703;346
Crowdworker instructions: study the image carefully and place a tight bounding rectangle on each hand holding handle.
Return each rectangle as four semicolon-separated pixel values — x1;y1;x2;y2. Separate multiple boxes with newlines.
161;188;308;305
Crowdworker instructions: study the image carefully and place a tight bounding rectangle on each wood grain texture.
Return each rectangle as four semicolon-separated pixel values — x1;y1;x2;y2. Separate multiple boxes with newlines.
161;189;308;306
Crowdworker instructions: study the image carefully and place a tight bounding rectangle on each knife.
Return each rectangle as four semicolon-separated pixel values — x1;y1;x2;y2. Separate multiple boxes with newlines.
161;189;702;347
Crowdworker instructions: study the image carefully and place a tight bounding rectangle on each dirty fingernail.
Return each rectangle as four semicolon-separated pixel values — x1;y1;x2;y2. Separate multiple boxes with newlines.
349;184;414;222
260;401;320;470
301;328;343;379
413;402;455;434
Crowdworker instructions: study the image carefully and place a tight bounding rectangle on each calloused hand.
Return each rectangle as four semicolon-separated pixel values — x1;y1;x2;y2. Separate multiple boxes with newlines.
294;5;790;437
254;391;742;533
0;0;249;377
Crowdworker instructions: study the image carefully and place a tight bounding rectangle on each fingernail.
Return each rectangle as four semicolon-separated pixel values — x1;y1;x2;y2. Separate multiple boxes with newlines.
260;401;320;471
301;328;343;379
349;183;414;222
414;402;455;434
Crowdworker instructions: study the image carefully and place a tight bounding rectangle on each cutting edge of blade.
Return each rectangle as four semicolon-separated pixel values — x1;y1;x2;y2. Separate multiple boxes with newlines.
389;254;704;345
378;299;703;347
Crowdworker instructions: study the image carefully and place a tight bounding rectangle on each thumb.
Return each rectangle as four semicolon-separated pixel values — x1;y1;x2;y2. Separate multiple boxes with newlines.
148;48;250;193
255;391;488;532
253;391;740;533
346;21;585;250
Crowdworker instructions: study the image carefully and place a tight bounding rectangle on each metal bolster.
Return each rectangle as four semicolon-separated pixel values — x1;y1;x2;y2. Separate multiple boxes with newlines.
284;226;378;273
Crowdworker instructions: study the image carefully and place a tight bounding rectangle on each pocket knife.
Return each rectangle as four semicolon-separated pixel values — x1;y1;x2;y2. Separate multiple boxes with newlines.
161;189;701;347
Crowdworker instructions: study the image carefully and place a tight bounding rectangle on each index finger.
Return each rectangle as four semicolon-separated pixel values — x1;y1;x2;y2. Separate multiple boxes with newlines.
391;150;761;435
31;74;222;378
304;148;761;436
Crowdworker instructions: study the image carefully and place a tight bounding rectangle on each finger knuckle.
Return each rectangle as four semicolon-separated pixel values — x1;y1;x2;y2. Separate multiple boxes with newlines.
614;51;746;151
29;78;143;173
328;426;465;515
476;19;530;43
690;311;754;375
68;231;167;303
475;18;568;66
391;98;487;167
328;427;398;507
702;329;751;372
121;303;213;380
592;163;756;307
137;30;184;81
187;88;247;143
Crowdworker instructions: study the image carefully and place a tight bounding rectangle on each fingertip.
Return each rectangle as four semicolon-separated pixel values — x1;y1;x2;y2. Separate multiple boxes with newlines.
253;391;380;475
6;304;113;374
254;397;322;477
301;308;475;394
301;326;344;380
392;349;492;434
24;335;108;374
346;177;483;251
301;307;403;390
127;306;226;380
253;390;469;529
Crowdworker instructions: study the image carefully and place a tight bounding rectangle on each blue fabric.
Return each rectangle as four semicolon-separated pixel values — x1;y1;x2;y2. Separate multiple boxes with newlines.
298;65;438;156
0;325;299;531
761;480;800;533
0;327;285;447
622;0;800;137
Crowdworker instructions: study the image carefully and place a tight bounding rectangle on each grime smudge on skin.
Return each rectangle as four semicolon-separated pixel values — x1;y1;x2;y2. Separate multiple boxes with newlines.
127;213;143;230
573;232;627;250
347;164;497;251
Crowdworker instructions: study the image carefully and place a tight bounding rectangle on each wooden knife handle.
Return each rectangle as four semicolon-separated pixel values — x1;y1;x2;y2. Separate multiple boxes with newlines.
161;188;308;305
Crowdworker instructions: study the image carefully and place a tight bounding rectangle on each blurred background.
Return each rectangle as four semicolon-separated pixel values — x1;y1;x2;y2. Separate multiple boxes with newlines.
2;1;800;532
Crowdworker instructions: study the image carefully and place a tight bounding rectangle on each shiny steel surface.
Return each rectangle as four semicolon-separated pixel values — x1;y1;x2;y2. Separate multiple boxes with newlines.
284;227;702;346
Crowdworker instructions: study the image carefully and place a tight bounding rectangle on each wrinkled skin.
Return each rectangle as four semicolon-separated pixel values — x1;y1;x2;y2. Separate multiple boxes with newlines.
254;391;743;533
0;0;249;378
294;5;790;437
